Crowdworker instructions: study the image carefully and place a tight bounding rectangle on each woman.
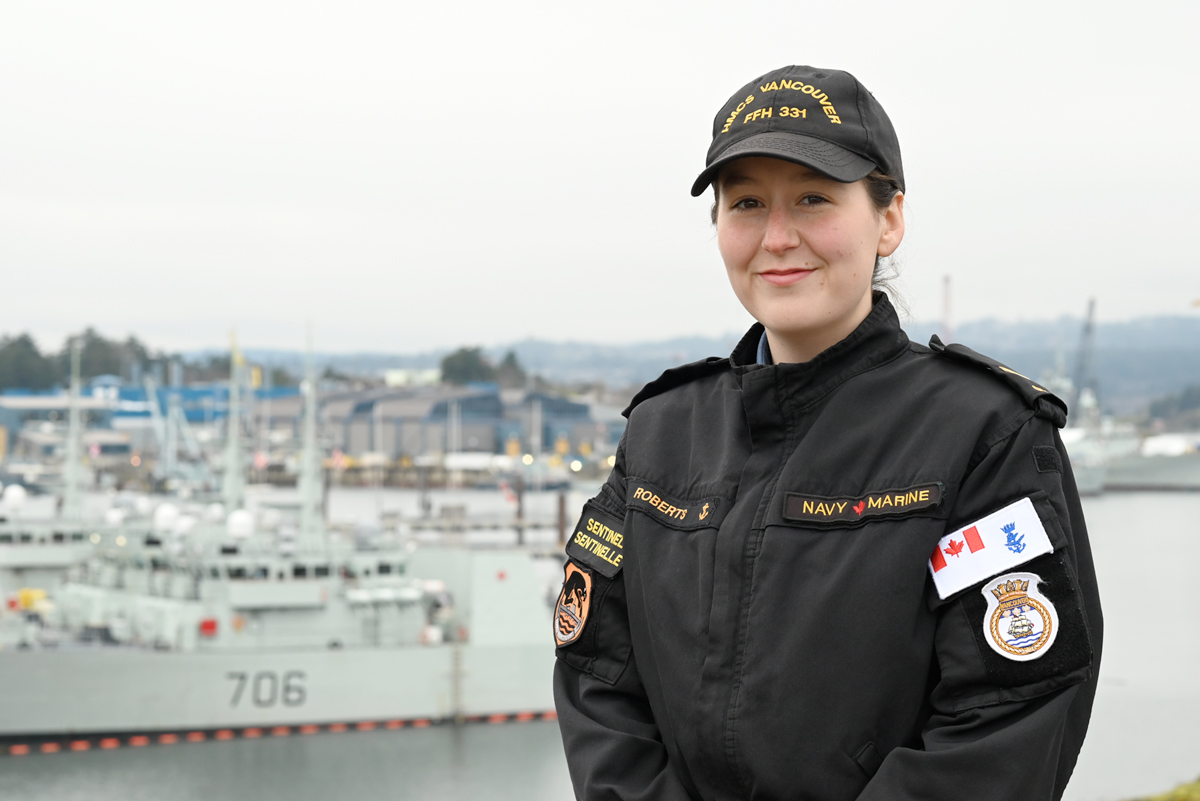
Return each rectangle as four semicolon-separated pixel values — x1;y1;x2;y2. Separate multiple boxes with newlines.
553;65;1101;801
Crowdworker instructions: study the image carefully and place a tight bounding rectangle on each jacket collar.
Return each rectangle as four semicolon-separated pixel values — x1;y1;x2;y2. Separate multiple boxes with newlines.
730;292;911;409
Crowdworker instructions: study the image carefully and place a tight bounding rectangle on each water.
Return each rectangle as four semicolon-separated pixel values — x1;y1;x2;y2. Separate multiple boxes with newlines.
0;720;574;801
2;490;1196;800
1064;493;1200;801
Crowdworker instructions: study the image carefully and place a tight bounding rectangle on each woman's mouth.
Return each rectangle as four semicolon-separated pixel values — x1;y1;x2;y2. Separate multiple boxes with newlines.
758;268;815;287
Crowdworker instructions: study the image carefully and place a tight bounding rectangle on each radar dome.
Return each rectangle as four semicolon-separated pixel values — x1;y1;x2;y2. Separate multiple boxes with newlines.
172;515;197;538
2;484;28;510
153;503;180;533
227;509;254;539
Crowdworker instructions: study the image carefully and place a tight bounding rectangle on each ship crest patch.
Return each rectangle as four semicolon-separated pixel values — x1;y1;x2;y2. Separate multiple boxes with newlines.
554;562;592;647
982;571;1058;661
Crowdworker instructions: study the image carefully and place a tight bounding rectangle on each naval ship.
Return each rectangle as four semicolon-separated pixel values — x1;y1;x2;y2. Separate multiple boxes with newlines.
0;536;557;738
0;350;560;741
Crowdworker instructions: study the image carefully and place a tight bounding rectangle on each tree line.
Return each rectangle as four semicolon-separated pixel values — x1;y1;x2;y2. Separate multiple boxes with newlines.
1148;384;1200;422
1;331;541;395
440;347;530;389
0;329;296;393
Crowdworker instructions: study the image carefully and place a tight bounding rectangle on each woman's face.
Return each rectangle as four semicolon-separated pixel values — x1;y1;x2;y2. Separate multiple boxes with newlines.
715;157;904;363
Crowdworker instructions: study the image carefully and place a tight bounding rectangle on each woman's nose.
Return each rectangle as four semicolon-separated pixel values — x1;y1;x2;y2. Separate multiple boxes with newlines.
761;206;801;255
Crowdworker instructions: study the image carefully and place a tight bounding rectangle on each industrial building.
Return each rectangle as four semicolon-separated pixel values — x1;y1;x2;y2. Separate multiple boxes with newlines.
0;374;624;490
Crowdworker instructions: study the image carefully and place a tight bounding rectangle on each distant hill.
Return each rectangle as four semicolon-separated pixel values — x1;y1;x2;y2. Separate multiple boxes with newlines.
222;315;1200;417
907;317;1200;415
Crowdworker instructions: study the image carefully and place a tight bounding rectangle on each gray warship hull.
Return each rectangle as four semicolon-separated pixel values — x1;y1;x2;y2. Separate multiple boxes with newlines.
1105;453;1200;491
0;545;562;738
0;642;552;736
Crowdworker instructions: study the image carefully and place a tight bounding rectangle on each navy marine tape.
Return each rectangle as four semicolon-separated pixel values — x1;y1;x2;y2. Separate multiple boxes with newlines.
784;482;943;524
565;504;626;578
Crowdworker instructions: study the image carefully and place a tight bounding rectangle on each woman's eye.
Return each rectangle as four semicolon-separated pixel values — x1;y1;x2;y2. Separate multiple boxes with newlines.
799;194;828;206
731;198;762;210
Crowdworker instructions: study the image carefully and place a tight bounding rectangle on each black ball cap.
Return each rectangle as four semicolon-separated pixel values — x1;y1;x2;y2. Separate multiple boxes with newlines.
691;65;904;197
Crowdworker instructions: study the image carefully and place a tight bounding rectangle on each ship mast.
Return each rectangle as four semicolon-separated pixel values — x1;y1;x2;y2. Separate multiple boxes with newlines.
62;340;84;522
222;334;245;512
940;275;954;343
164;387;179;484
297;335;323;551
1071;298;1097;415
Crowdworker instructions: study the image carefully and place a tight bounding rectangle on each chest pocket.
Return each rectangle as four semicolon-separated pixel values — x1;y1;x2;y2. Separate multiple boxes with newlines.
623;478;730;652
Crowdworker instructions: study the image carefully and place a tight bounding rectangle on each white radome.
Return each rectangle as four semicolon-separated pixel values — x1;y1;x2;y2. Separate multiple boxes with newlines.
226;509;255;538
171;515;197;538
153;503;180;533
2;484;28;510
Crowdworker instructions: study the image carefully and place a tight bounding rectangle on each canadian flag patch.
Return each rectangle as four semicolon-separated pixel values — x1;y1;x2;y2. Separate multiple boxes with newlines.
928;497;1053;599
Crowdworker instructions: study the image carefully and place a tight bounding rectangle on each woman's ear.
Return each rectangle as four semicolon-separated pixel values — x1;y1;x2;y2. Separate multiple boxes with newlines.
877;193;905;258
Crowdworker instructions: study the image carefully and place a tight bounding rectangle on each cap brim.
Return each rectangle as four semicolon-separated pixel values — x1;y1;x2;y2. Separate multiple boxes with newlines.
690;132;877;197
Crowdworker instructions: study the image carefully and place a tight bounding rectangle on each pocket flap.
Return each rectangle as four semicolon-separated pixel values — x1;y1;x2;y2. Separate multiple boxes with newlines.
625;477;725;531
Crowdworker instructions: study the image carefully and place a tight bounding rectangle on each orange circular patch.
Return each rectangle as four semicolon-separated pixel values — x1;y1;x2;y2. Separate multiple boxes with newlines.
554;562;592;647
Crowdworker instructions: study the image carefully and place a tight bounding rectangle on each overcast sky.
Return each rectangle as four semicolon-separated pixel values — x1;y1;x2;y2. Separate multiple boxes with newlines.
1;0;1196;354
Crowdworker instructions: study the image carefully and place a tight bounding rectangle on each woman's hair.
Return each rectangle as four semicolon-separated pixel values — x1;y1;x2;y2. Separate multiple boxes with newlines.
861;171;907;316
709;169;907;315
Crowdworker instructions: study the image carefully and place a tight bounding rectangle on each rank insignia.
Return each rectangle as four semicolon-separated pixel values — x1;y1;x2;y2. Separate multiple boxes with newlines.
981;571;1059;661
554;562;592;647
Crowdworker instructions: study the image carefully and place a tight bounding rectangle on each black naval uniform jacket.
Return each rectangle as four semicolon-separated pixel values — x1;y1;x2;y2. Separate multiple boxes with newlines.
553;295;1102;801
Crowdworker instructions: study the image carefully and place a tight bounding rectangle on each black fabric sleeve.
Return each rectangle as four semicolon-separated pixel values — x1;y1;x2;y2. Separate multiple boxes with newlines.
553;438;695;800
858;416;1103;801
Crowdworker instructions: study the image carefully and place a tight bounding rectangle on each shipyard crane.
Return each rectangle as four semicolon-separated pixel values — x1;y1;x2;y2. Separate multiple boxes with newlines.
297;338;325;552
144;375;211;489
61;341;85;522
143;376;170;481
1071;298;1097;416
222;334;247;511
940;275;953;343
169;393;205;463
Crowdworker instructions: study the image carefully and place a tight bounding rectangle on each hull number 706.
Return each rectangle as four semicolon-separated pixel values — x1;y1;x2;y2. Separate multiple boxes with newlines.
227;671;307;707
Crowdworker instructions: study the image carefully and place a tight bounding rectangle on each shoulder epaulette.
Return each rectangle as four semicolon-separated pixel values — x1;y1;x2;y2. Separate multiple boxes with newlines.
622;357;728;418
928;335;1068;428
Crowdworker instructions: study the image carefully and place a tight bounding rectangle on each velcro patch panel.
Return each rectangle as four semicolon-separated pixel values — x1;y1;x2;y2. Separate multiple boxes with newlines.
957;552;1093;692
